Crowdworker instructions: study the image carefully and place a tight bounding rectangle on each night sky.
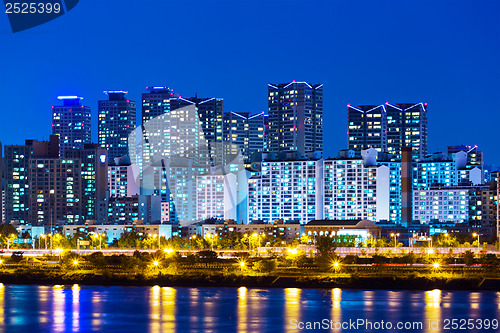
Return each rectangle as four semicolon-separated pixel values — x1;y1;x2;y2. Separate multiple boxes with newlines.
1;0;499;166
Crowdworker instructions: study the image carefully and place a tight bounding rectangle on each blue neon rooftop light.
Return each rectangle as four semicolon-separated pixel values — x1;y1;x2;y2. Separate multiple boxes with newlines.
57;96;83;100
104;90;128;95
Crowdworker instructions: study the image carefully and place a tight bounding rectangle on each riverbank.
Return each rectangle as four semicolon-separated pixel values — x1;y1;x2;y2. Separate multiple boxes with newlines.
0;269;498;290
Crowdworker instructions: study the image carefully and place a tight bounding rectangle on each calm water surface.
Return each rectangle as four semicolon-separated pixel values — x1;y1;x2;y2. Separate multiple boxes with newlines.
0;284;498;332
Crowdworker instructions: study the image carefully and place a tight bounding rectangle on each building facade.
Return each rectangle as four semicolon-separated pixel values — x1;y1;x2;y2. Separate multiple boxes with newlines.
28;158;82;225
323;149;390;222
98;91;136;160
347;102;428;160
385;102;428;160
267;82;323;154
4;141;34;224
64;144;108;223
106;195;139;224
347;104;387;153
222;111;268;164
52;96;91;156
248;159;323;224
413;186;471;223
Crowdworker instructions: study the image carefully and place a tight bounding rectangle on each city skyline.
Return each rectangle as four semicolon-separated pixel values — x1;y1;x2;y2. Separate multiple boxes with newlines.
1;0;499;166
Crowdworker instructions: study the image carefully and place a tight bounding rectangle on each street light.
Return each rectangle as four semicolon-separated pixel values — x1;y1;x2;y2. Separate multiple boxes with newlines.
205;233;216;251
40;234;46;250
93;232;104;251
251;233;260;254
473;233;480;250
148;233;159;249
390;233;400;249
332;261;340;272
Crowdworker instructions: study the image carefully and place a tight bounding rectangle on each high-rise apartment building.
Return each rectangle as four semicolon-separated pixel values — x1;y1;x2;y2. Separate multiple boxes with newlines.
98;91;136;160
347;104;387;152
178;96;224;166
29;158;82;225
65;144;108;223
141;88;223;166
52;96;91;156
347;102;428;160
4;141;34;224
323;149;390;222
378;160;402;224
248;159;324;224
385;102;427;160
268;82;323;154
413;153;459;188
106;195;139;224
222;111;268;163
413;185;471;224
108;157;140;198
28;136;82;225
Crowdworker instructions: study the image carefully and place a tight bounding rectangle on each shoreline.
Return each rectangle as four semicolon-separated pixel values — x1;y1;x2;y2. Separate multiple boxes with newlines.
0;271;498;291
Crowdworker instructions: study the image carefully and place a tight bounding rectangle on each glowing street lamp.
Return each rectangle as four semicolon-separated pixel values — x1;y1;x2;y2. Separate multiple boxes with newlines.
432;262;440;269
40;234;47;250
390;233;400;249
148;233;159;249
472;233;480;250
332;261;340;272
93;232;104;251
205;233;216;251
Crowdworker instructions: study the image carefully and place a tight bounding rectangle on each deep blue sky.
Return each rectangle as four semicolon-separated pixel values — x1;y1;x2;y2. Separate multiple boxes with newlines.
1;0;499;166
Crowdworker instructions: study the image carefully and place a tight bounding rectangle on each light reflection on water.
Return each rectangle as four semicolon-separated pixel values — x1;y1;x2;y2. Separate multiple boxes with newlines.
0;285;496;332
237;287;247;333
0;284;4;326
424;289;441;333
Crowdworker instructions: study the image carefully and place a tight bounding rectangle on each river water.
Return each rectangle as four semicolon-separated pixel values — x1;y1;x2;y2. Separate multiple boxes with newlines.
0;284;498;332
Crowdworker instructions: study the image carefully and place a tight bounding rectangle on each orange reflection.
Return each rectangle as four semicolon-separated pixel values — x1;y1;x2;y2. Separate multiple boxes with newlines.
424;289;441;333
72;284;80;332
162;287;176;332
284;288;301;324
237;287;248;333
150;285;161;333
189;288;200;327
91;291;103;328
332;288;341;325
38;286;50;324
469;292;480;310
0;284;4;326
52;285;65;332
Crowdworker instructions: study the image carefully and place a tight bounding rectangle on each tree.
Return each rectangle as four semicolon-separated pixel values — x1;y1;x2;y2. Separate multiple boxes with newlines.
117;231;142;248
463;250;475;266
315;235;336;256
